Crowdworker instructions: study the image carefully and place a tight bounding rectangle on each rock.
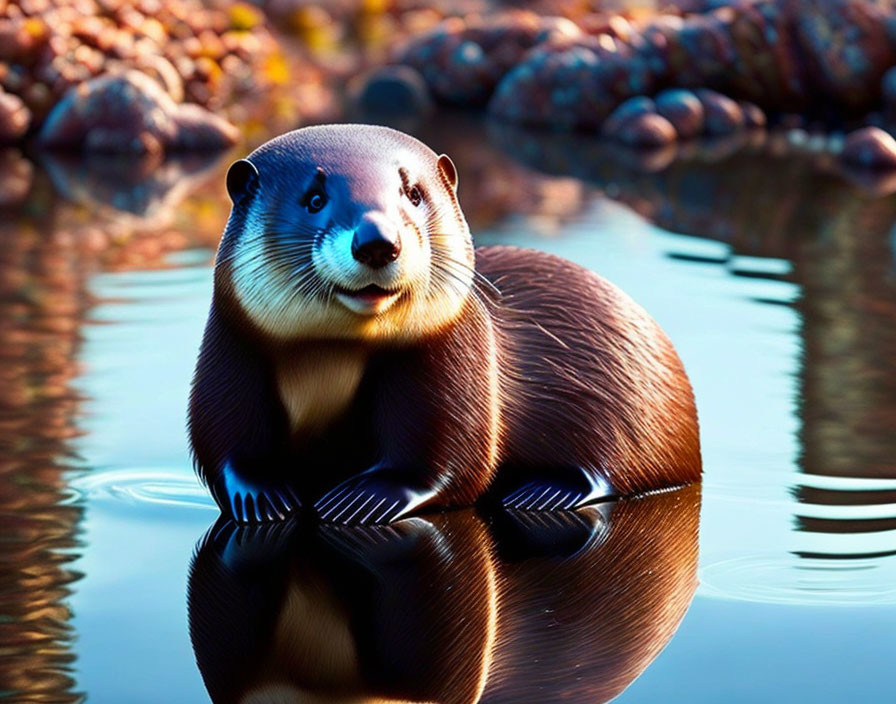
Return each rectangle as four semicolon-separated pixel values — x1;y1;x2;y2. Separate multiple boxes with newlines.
535;16;582;44
602;96;656;137
616;112;678;147
740;101;767;129
654;89;704;139
37;70;237;154
489;34;656;129
398;12;585;107
38;71;177;153
0;90;31;143
791;0;896;112
838;163;896;196
349;65;432;117
442;0;896;133
840;126;896;169
168;104;239;151
695;89;745;135
0;0;281;133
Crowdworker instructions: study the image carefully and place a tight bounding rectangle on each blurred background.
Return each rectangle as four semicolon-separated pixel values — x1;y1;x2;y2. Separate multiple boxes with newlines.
1;0;895;702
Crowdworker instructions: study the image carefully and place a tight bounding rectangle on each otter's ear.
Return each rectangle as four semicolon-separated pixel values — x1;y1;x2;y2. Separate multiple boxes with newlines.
437;154;458;192
226;159;259;205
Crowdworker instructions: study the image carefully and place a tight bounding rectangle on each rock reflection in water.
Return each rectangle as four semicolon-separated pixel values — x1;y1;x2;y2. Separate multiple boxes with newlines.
0;187;87;701
188;486;700;704
0;149;34;208
0;143;230;702
39;150;226;222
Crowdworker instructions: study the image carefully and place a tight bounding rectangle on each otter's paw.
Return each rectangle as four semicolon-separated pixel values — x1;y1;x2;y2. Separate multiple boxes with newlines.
315;471;436;525
501;468;614;511
212;462;300;524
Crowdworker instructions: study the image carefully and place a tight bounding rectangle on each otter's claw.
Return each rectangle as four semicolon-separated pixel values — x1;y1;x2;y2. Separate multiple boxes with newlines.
315;472;435;525
501;470;614;512
213;463;300;524
503;483;583;510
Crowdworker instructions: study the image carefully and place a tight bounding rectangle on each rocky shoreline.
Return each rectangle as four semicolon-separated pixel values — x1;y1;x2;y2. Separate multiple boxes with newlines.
4;0;896;170
0;0;286;152
392;0;896;168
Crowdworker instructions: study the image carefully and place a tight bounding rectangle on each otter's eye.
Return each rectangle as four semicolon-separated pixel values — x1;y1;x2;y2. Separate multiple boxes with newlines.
306;191;326;214
399;167;424;207
302;167;328;214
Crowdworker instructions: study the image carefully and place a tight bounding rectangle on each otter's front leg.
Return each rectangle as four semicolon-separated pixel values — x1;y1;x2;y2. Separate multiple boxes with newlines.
498;465;616;512
312;360;460;524
315;312;501;525
190;308;300;524
211;461;301;523
315;466;438;524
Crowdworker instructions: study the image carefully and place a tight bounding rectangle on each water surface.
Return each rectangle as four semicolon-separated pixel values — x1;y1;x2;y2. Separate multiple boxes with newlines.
2;117;895;702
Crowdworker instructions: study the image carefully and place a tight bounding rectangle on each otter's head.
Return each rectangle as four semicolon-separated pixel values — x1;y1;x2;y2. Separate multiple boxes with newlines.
216;124;474;343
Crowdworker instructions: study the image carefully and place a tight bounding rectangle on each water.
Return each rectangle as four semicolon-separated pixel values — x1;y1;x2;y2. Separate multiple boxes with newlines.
2;116;895;702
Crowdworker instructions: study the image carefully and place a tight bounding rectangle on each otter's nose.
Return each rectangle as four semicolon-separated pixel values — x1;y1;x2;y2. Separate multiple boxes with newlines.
351;216;401;269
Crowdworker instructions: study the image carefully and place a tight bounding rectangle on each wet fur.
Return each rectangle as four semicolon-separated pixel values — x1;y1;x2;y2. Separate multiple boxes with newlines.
189;125;700;521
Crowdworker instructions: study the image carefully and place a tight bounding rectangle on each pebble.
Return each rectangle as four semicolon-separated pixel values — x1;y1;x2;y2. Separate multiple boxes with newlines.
654;89;704;139
840;126;896;169
602;96;656;137
397;11;583;106
0;90;31;142
0;0;279;144
399;0;896;135
696;89;745;135
740;101;767;129
614;112;678;147
348;64;432;116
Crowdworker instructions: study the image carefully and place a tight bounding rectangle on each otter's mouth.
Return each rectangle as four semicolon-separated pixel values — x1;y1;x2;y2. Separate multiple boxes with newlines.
333;284;403;315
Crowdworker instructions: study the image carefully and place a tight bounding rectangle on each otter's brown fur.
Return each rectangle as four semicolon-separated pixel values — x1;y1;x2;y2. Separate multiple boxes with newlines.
480;246;700;497
188;124;700;524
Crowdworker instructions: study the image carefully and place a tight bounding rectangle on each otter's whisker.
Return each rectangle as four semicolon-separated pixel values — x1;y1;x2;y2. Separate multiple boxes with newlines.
428;242;503;300
432;254;502;304
429;263;488;314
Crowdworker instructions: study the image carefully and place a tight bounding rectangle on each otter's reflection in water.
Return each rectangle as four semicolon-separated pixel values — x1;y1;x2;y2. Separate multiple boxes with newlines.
188;486;699;704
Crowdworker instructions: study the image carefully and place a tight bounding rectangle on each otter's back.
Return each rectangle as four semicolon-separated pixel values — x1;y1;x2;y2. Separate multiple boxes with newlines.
476;245;701;495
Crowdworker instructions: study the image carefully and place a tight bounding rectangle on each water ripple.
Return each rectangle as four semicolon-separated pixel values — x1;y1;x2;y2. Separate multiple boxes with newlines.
699;554;896;606
69;468;216;512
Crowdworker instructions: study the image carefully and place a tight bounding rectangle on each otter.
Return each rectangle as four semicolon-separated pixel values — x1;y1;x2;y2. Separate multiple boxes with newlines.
188;124;700;524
